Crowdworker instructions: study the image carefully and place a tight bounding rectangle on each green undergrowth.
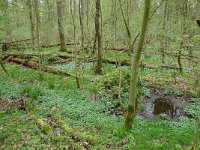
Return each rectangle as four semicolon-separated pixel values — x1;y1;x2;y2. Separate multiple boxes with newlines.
0;63;199;149
0;110;93;149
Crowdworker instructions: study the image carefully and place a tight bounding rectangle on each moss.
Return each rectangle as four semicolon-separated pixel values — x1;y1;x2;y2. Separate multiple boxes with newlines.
125;105;136;130
37;119;53;135
57;120;97;144
53;136;66;143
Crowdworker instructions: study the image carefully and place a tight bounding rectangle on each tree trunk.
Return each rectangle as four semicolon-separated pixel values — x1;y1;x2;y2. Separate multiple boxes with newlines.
34;0;40;47
118;0;132;56
94;0;103;74
46;0;54;27
56;0;67;52
111;0;117;44
178;0;188;73
3;0;12;41
79;0;84;50
28;0;35;51
86;0;90;36
161;0;169;64
125;0;151;130
70;0;76;44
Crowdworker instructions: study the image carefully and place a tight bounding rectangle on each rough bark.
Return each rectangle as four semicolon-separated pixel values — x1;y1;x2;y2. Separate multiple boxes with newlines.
56;0;67;52
94;0;103;74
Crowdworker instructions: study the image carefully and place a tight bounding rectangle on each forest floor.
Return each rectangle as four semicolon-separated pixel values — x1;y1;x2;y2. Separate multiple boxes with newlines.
0;46;200;149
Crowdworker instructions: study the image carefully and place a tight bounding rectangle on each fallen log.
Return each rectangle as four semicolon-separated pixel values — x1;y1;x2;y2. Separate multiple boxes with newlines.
7;57;74;77
4;52;179;71
0;38;33;45
39;42;79;48
103;58;179;70
2;52;75;60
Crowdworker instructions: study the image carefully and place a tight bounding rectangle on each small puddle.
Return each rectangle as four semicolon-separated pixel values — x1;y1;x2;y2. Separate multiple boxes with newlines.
154;98;173;115
139;89;188;121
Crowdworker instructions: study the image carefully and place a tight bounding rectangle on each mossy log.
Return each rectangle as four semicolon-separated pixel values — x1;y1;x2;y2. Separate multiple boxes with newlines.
57;120;97;144
37;119;53;135
7;57;74;77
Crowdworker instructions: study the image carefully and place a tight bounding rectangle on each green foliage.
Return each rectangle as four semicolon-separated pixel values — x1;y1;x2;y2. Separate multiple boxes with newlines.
138;86;151;97
192;35;200;43
21;85;43;100
47;77;55;89
185;99;200;119
96;70;130;100
0;76;20;99
38;73;45;82
0;51;199;149
96;70;151;103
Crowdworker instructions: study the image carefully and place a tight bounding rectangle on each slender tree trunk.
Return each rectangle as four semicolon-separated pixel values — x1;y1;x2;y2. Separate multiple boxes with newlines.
178;0;188;73
70;0;80;89
70;0;76;44
118;0;132;56
28;0;35;51
3;0;12;41
79;0;84;50
46;0;54;27
125;0;130;26
86;0;90;33
94;0;103;74
56;0;67;52
161;0;169;64
111;0;117;42
34;0;40;47
125;0;151;130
